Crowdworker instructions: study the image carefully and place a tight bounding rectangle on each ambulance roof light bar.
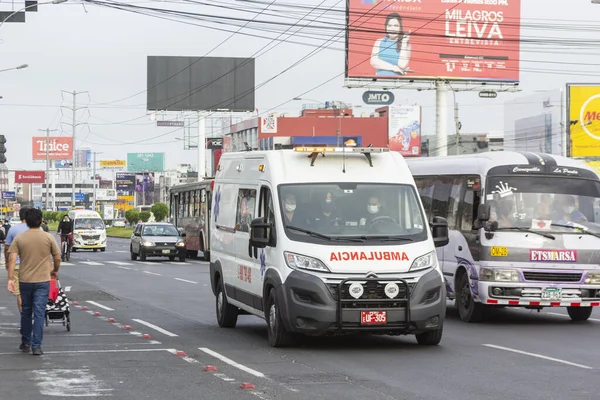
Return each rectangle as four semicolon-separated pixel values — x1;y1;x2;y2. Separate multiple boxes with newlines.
293;146;390;167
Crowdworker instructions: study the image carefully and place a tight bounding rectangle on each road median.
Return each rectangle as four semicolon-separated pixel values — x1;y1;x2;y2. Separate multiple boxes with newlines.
106;227;133;238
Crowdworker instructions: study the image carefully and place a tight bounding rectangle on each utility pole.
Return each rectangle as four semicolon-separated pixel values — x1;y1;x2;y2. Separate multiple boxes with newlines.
61;90;88;208
38;128;58;210
454;102;461;155
91;151;102;211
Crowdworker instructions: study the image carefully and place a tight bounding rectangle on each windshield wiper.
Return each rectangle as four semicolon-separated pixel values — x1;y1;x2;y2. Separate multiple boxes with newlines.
551;223;600;239
495;227;555;240
357;235;414;242
286;225;332;241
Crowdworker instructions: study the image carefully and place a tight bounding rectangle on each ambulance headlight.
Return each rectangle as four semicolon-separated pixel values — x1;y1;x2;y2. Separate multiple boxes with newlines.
409;251;437;272
284;252;330;273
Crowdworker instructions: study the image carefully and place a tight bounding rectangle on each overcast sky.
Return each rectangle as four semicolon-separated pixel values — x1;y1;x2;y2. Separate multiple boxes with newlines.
1;0;599;174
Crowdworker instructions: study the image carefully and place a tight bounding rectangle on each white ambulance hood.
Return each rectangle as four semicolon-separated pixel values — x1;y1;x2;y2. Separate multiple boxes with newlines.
288;241;434;274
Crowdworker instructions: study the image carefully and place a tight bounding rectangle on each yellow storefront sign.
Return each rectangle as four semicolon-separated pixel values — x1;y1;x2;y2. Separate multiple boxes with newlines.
100;160;126;168
490;246;508;257
568;85;600;157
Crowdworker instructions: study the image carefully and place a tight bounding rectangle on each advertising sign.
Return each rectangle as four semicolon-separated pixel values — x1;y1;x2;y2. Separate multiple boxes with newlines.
388;105;421;157
31;137;73;160
95;189;117;201
103;204;115;220
346;0;521;82
100;160;126;168
261;114;277;134
1;191;15;200
15;170;46;183
135;172;156;206
127;152;165;172
116;195;134;213
116;172;136;193
567;84;600;157
362;90;395;106
157;120;184;127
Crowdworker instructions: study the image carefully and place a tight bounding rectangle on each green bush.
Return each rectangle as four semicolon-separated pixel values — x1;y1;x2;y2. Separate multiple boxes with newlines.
125;209;140;226
139;211;151;223
150;202;169;222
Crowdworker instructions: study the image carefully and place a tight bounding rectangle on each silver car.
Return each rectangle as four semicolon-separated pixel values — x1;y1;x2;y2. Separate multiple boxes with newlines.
130;222;187;262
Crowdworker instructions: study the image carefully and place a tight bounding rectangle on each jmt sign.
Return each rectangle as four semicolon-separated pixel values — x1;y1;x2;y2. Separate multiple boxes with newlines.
362;91;395;106
31;137;73;160
15;171;46;183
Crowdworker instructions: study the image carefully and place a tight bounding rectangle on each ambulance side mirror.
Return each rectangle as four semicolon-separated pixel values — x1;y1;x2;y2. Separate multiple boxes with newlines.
431;216;449;248
250;218;270;248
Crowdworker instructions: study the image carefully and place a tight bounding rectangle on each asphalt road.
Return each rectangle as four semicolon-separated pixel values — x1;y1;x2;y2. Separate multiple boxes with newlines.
1;236;599;399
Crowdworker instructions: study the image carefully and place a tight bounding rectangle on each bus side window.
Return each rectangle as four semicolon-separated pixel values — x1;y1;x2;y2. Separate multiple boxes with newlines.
461;190;475;231
447;177;465;230
432;176;451;221
414;176;435;221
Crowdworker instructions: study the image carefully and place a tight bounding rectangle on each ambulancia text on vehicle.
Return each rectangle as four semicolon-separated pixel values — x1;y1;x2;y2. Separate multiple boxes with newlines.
209;146;449;347
407;151;600;322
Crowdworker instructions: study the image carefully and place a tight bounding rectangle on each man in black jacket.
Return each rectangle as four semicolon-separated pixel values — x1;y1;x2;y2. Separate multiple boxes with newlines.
56;215;73;251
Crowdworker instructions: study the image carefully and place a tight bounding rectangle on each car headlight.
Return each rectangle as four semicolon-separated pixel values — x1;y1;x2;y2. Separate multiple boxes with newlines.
176;241;185;247
284;252;330;272
585;272;600;284
480;268;519;282
143;240;155;247
409;251;437;272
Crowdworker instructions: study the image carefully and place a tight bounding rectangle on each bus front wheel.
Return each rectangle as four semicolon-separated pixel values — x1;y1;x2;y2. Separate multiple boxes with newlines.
567;306;593;322
456;271;486;323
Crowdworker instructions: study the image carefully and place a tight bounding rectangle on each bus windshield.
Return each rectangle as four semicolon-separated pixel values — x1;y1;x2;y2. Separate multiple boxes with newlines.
277;183;427;244
74;218;105;230
486;175;600;233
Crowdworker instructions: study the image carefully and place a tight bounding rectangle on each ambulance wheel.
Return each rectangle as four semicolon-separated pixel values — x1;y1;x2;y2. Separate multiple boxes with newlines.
456;271;485;323
567;306;593;321
415;328;443;346
216;278;237;328
266;288;295;348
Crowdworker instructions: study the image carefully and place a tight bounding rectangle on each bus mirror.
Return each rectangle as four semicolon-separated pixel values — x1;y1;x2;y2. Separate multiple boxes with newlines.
477;203;491;221
250;218;269;248
201;189;207;203
431;216;449;248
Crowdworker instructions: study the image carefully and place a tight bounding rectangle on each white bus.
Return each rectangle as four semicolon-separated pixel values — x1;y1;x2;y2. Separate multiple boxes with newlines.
407;151;600;322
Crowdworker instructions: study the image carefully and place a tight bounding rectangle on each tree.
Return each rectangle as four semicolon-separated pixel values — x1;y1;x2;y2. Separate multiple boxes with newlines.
139;211;151;223
125;209;139;226
150;202;169;222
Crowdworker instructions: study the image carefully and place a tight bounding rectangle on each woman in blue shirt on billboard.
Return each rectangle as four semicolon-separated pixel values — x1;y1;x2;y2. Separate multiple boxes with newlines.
370;13;412;77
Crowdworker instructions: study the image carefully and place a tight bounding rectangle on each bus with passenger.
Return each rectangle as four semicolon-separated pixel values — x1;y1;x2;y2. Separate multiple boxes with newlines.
407;151;600;322
169;179;214;261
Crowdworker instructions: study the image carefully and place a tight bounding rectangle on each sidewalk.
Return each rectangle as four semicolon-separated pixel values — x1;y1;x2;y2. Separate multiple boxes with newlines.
0;271;21;350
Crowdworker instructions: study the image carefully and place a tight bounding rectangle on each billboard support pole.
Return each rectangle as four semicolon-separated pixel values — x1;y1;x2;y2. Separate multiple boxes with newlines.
435;81;449;156
198;111;206;181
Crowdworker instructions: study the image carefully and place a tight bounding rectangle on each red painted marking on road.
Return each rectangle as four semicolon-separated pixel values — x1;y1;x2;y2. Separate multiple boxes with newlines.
175;350;187;357
81;306;89;311
142;334;152;339
108;318;116;323
123;325;132;330
72;301;79;305
94;312;101;316
204;365;218;372
240;382;256;390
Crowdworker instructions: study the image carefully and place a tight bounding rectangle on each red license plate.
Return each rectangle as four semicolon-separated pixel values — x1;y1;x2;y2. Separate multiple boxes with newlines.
361;311;387;325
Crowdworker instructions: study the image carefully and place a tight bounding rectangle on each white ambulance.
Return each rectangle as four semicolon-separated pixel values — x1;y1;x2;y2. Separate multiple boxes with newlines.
68;209;107;252
209;146;449;347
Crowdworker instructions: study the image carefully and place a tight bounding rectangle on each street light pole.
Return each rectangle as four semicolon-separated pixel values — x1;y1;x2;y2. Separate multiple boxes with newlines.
0;64;28;74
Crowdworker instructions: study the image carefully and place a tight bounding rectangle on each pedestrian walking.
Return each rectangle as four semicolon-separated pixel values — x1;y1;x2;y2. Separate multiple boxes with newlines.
4;207;31;315
7;208;61;355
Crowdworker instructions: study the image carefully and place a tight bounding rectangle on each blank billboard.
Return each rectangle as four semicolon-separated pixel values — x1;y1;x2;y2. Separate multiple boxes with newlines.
147;56;255;112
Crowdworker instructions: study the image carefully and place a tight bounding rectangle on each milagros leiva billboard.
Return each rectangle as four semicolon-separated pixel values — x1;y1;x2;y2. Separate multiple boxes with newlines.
345;0;521;82
567;84;600;157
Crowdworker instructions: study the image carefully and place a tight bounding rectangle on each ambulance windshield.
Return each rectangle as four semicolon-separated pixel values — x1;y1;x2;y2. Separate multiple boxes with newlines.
278;183;428;244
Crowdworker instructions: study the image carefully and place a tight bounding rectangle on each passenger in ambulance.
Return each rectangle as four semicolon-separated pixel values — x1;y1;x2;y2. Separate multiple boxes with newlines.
312;193;342;229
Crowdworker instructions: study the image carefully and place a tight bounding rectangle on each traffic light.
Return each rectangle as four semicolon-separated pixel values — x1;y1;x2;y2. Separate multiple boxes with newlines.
0;135;6;164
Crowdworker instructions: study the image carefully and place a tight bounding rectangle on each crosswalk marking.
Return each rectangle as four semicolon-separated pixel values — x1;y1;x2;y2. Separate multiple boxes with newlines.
81;261;103;266
61;262;75;266
57;260;208;267
105;261;134;266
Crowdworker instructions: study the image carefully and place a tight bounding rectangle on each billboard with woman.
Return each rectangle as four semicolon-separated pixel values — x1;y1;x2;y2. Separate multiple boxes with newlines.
346;0;521;82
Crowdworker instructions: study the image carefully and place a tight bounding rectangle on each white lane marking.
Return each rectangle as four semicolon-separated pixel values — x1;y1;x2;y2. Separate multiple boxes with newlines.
106;261;134;266
138;262;155;265
143;271;161;276
166;349;202;365
115;251;129;253
129;331;142;337
32;369;113;397
174;278;198;284
167;262;185;265
61;262;75;266
482;344;593;370
546;312;600;322
81;261;103;266
199;347;266;378
0;348;177;355
132;319;179;337
66;333;132;337
214;373;235;382
86;301;115;311
64;286;71;292
250;392;271;400
117;266;131;270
